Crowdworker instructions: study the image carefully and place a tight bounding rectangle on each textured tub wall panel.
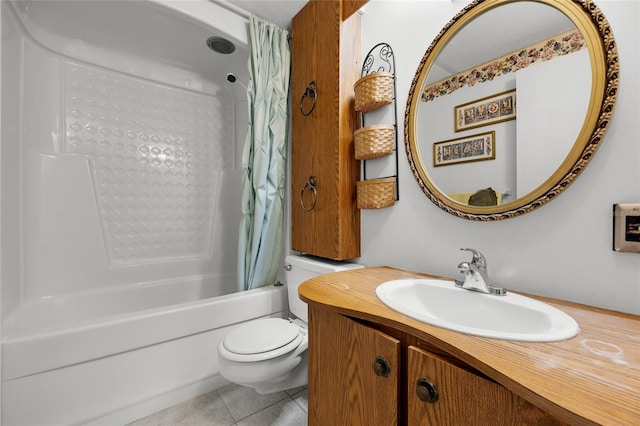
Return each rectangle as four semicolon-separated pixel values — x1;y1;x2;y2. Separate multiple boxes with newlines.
28;154;110;297
63;61;229;266
15;36;244;303
1;2;25;320
20;42;66;298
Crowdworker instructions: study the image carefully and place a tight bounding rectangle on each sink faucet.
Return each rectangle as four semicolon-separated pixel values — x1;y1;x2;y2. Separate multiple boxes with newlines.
454;248;507;296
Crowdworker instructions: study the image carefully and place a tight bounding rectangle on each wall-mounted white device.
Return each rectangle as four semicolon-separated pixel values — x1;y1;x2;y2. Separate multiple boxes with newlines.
613;204;640;253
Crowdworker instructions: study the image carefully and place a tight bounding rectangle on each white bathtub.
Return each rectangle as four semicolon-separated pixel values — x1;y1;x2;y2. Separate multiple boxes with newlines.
2;282;288;425
0;0;282;424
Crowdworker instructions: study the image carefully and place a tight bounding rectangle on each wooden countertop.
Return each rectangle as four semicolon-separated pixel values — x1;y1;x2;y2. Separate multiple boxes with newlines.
299;267;640;426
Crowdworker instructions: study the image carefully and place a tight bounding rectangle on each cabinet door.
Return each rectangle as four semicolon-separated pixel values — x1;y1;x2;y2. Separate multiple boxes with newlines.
290;0;361;260
308;306;400;425
407;345;565;425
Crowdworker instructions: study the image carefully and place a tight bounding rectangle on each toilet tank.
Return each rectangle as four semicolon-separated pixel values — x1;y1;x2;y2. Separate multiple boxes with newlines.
285;254;363;323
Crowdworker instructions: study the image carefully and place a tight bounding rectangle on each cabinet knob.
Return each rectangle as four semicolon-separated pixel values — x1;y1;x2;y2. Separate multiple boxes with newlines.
372;355;392;377
416;378;438;403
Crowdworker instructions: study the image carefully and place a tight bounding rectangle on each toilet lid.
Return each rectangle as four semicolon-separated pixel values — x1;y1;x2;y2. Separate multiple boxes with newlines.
223;318;300;355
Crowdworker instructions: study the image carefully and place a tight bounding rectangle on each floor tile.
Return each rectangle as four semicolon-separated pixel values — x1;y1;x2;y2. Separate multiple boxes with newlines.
285;385;307;396
235;398;307;426
290;388;308;413
217;383;288;421
128;384;308;425
181;391;236;425
128;391;234;426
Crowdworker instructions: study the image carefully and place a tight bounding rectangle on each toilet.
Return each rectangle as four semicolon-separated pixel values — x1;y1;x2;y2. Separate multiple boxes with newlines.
218;254;363;394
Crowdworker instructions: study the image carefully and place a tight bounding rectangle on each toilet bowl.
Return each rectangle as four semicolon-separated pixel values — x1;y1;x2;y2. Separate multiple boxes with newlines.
218;317;308;394
218;255;362;394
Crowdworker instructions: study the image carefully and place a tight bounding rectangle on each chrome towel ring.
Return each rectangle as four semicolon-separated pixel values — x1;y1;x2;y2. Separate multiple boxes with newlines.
300;175;317;211
299;81;317;116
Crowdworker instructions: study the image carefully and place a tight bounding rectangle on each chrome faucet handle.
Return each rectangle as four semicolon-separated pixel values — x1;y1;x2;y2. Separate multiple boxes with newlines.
454;261;470;287
460;248;487;269
457;261;471;273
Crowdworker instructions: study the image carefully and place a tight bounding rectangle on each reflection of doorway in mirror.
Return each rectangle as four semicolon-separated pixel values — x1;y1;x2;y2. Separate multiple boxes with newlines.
516;48;590;198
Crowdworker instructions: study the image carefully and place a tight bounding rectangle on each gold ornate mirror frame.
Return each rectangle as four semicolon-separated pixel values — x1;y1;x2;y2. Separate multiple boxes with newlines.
404;0;619;220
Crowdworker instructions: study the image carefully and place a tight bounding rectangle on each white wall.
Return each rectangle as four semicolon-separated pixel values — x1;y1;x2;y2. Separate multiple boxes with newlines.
355;0;640;314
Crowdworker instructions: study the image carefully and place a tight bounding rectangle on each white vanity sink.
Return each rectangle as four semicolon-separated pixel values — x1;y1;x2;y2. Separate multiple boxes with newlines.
376;279;579;342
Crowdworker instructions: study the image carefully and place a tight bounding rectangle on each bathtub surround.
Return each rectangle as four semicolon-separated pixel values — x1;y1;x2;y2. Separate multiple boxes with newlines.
1;0;248;310
238;16;291;291
0;0;292;424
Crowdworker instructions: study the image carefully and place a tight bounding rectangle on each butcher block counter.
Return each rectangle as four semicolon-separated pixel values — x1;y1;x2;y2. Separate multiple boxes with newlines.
299;266;639;425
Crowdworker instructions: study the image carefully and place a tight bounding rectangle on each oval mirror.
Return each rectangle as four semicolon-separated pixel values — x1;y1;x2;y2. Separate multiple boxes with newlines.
404;0;618;220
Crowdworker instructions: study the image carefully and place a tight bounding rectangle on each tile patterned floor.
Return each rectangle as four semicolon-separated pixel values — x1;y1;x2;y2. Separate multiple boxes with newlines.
127;383;308;426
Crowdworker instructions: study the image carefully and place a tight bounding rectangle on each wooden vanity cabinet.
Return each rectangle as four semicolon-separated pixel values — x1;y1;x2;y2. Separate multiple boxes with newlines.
307;305;400;424
290;0;364;260
406;343;565;425
308;305;564;425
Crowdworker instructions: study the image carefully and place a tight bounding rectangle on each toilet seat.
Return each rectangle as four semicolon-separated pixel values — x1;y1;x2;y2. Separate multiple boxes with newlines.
220;318;304;362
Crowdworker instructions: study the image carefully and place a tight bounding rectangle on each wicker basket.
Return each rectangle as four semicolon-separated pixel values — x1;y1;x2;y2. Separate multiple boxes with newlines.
357;177;396;209
354;125;395;160
354;72;394;112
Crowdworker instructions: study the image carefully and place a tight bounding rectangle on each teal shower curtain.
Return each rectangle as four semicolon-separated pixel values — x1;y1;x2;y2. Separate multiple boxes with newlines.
238;16;291;291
